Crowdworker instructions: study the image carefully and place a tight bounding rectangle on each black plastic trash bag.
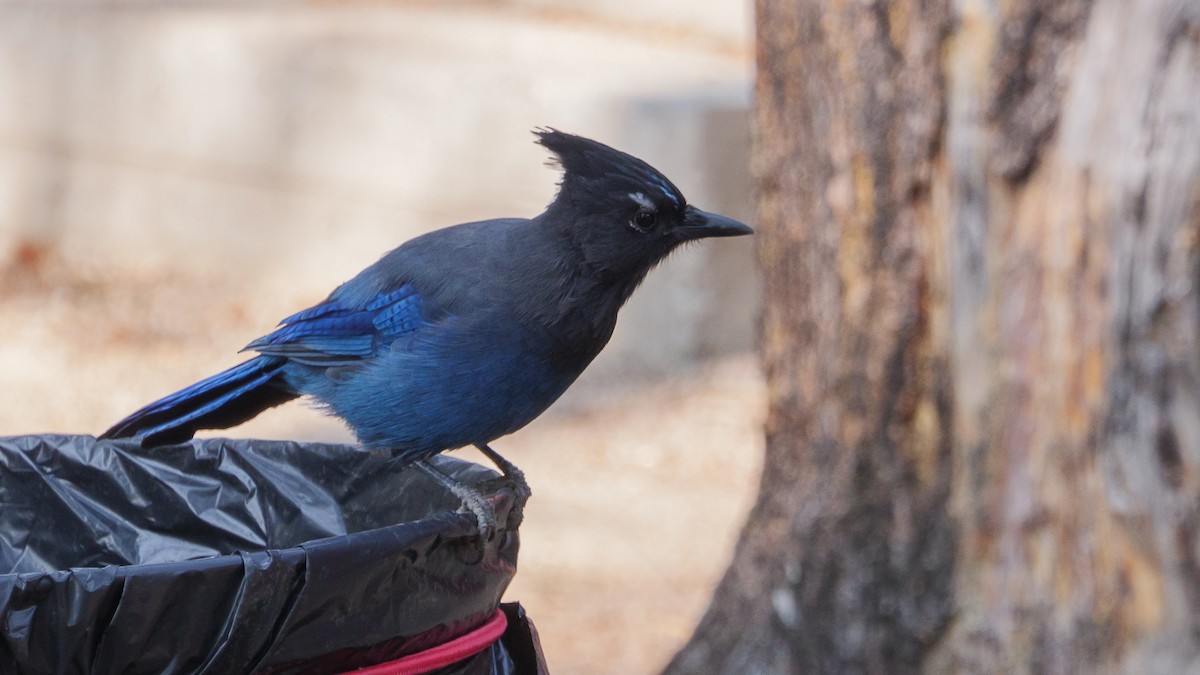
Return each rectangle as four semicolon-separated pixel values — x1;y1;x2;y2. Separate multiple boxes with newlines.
0;434;536;674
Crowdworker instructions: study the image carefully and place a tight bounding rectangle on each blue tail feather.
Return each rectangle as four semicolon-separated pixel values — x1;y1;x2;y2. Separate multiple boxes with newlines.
100;356;295;446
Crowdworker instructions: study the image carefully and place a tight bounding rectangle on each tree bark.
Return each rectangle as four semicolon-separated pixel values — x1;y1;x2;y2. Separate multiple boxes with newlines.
666;1;1200;673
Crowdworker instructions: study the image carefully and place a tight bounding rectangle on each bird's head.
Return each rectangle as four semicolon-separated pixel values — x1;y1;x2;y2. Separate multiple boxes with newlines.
535;129;752;281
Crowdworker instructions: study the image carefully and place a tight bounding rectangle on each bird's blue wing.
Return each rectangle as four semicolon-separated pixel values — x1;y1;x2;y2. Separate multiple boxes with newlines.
244;284;426;366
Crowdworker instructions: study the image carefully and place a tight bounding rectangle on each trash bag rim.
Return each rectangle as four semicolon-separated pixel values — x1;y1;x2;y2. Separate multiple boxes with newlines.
0;434;509;576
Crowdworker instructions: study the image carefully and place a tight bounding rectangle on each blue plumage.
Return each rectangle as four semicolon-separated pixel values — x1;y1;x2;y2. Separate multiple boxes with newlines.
243;285;425;367
102;130;752;465
102;356;291;443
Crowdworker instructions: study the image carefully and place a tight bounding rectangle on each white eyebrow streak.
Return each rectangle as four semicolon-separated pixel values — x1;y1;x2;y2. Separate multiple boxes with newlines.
628;192;655;209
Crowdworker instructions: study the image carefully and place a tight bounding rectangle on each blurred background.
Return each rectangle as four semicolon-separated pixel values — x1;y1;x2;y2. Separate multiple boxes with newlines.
0;1;763;672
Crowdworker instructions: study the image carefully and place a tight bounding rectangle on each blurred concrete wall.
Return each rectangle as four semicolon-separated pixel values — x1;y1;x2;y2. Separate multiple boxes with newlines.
0;0;758;379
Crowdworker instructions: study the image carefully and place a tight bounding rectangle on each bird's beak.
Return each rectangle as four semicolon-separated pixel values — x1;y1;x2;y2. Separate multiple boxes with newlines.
676;206;754;241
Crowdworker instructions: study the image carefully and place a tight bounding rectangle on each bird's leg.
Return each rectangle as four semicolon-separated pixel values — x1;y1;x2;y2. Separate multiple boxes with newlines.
475;443;531;501
414;459;496;541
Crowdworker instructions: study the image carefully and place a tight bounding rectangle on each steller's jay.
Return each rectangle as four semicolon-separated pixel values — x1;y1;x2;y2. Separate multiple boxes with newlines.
102;129;752;536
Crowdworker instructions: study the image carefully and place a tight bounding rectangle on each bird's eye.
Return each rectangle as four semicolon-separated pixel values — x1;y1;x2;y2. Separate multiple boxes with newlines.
632;209;657;231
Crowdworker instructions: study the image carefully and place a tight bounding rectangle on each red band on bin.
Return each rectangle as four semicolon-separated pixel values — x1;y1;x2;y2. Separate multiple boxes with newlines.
340;609;509;675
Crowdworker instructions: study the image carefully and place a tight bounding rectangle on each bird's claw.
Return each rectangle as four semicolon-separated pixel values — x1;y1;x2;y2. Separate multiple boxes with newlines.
413;459;498;543
475;443;532;500
458;483;499;543
475;443;531;529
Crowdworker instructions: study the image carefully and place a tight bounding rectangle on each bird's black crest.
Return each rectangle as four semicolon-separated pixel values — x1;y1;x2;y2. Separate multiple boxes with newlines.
534;128;686;209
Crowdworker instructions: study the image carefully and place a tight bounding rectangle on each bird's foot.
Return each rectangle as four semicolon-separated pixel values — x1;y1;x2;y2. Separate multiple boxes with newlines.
475;443;530;529
475;443;532;502
414;459;497;542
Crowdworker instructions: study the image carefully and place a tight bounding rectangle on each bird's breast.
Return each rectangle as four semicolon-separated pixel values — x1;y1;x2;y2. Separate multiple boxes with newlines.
313;312;589;456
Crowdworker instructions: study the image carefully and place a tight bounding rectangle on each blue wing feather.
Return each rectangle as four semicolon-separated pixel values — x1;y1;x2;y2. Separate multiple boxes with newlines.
365;286;416;311
245;283;426;366
372;291;422;334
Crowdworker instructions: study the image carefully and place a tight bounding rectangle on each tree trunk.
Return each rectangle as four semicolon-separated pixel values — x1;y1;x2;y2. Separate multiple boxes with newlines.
666;1;1200;673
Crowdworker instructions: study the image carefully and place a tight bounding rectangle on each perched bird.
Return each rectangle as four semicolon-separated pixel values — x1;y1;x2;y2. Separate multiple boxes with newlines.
102;129;752;535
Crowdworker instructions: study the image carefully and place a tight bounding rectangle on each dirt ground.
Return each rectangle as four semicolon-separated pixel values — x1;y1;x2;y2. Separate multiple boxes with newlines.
0;251;765;674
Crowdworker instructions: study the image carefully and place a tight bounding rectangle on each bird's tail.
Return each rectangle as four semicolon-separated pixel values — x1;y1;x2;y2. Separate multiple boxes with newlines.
100;356;297;446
